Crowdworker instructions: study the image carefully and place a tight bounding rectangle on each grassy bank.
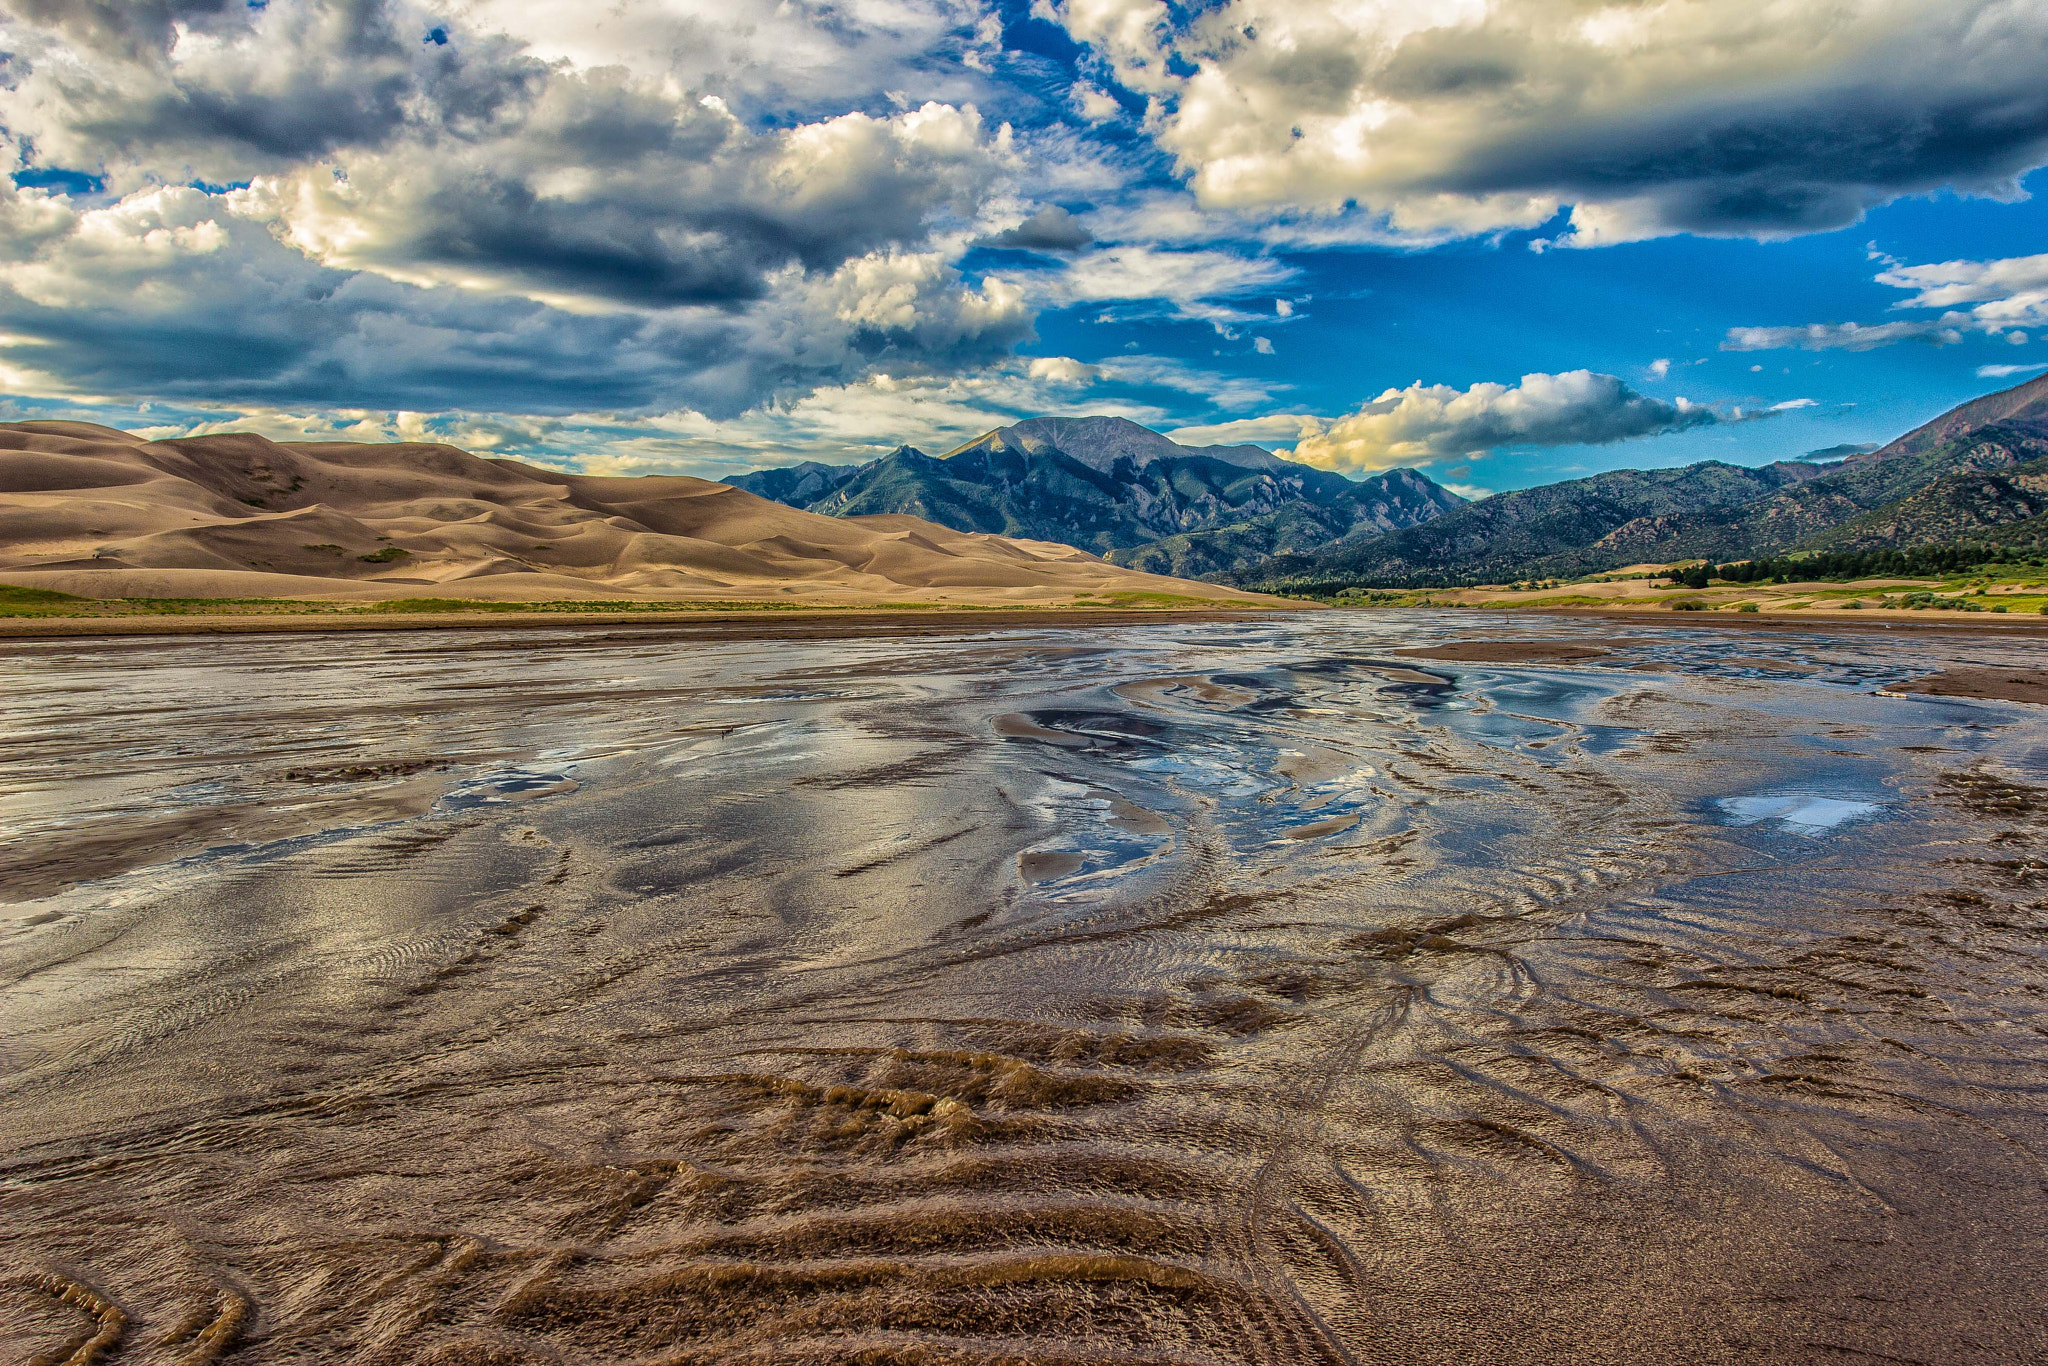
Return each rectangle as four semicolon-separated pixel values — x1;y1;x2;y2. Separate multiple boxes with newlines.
1302;561;2048;618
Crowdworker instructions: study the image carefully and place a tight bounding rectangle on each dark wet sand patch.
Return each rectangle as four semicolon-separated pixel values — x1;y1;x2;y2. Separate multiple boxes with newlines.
1396;640;1618;663
1902;667;2048;705
1367;663;1457;685
1114;674;1259;708
1101;794;1173;837
1721;656;1823;674
1282;813;1360;840
1018;851;1086;883
994;713;1089;746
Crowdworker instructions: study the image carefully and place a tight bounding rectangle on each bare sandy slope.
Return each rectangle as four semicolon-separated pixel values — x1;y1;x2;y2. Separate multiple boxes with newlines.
0;422;1271;605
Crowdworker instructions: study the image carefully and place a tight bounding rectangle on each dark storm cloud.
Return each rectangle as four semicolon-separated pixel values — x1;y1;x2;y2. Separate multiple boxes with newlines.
982;206;1094;252
3;0;242;57
1460;72;2048;241
5;1;548;173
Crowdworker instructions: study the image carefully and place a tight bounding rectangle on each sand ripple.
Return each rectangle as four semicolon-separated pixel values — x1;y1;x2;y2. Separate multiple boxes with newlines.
3;613;2046;1361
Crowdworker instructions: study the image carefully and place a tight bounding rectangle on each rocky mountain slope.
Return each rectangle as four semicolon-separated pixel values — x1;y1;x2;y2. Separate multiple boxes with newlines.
1237;461;1829;587
1235;372;2048;589
0;423;1271;605
1809;443;2048;553
730;416;1465;574
1847;369;2048;462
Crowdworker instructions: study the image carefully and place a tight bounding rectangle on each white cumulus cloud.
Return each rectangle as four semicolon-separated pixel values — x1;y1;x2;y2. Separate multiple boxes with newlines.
1284;370;1724;473
1044;0;2048;244
0;179;1030;418
1724;249;2048;353
0;0;1034;419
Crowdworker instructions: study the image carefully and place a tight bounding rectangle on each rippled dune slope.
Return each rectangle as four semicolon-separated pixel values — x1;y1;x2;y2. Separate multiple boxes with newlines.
0;421;1262;605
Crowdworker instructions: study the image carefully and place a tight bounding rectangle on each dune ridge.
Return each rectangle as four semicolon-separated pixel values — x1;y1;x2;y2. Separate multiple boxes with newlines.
0;423;1267;605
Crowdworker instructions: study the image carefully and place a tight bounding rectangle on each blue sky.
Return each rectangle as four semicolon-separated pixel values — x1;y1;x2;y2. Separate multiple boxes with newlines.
1023;174;2048;492
0;0;2044;493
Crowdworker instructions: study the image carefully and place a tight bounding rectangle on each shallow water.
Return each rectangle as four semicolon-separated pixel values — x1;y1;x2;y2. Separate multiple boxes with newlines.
3;612;2047;1363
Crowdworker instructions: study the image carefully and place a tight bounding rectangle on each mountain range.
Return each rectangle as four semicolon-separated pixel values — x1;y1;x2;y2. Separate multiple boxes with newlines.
732;374;2048;590
10;374;2042;608
1231;370;2048;589
730;417;1467;577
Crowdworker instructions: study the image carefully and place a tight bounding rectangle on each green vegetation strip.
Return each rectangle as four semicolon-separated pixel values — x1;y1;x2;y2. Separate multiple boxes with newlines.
362;597;810;614
1709;544;2048;584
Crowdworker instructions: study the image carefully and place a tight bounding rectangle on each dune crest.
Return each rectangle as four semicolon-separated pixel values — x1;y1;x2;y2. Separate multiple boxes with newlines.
0;423;1267;605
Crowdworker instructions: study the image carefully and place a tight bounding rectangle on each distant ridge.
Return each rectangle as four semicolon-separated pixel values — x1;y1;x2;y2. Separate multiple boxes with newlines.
730;415;1464;575
943;416;1293;474
1851;370;2048;464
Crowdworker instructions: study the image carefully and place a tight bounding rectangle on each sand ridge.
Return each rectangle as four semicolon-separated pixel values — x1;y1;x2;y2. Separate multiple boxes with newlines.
0;422;1273;606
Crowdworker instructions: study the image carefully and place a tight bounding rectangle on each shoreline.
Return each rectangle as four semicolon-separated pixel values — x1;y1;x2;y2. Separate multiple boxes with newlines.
1518;604;2048;637
7;599;2048;642
0;605;1283;642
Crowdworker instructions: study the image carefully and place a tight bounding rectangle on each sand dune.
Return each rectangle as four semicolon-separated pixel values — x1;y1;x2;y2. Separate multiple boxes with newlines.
0;423;1269;605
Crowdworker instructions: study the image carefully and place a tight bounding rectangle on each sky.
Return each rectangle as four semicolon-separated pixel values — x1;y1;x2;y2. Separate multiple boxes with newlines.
1;0;2045;494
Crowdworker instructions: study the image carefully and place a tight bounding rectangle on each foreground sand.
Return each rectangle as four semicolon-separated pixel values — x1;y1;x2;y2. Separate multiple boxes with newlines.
5;613;2046;1362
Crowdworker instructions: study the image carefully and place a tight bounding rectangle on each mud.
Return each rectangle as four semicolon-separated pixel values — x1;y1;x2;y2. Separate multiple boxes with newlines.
3;612;2047;1363
1393;639;1622;663
1902;665;2048;706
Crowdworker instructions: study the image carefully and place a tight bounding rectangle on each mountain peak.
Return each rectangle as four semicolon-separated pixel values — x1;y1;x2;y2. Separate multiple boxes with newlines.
944;415;1292;474
1858;369;2048;464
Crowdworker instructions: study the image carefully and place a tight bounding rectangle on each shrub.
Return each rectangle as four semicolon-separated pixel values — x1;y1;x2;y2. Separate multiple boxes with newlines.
1669;598;1708;611
358;547;410;563
1737;602;1759;612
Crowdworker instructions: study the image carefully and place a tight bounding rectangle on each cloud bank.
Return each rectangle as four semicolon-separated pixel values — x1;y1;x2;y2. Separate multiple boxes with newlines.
0;178;1029;418
1285;371;1724;473
1725;250;2047;353
0;0;2033;472
0;0;1035;420
1047;0;2048;244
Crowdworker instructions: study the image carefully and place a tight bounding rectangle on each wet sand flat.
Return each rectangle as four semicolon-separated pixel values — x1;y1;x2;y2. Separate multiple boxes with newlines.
1394;639;1623;663
1902;665;2048;705
0;606;1273;642
3;612;2047;1363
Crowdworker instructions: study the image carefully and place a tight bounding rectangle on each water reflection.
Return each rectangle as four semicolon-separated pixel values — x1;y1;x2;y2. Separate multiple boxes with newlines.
2;612;2046;1363
1716;791;1886;835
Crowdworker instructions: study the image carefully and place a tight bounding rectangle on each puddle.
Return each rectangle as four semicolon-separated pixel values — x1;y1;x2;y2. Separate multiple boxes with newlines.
1716;792;1885;836
433;766;580;813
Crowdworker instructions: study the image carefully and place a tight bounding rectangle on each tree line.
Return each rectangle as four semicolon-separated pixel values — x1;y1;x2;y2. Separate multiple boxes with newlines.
1673;541;2046;586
